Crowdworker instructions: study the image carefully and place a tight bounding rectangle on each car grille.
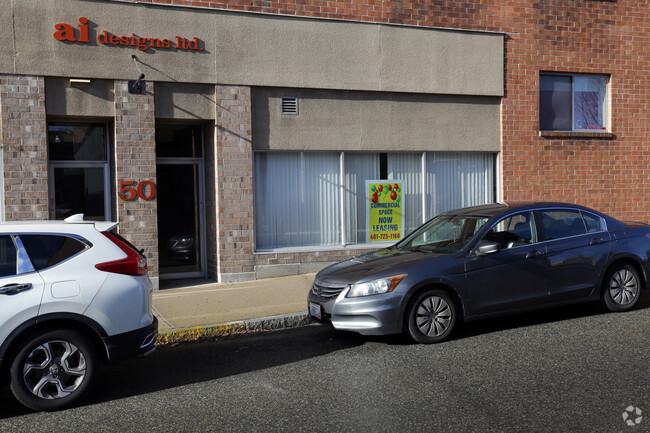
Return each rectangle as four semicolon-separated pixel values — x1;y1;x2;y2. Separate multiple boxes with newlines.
311;279;347;299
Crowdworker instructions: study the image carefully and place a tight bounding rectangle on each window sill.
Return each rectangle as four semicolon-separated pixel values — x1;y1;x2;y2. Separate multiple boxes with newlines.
539;130;614;139
255;243;392;254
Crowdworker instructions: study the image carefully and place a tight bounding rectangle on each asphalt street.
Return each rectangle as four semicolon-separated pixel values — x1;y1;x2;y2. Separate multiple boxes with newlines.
1;294;648;432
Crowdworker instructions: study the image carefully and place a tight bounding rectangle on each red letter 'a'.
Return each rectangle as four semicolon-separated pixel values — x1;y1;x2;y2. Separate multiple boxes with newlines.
53;23;76;42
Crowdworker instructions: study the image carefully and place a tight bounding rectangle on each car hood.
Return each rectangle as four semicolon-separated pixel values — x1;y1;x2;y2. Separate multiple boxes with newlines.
316;248;452;284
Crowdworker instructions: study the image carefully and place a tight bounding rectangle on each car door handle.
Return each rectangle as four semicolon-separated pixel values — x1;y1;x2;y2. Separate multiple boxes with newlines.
526;250;545;259
590;237;605;245
0;283;33;295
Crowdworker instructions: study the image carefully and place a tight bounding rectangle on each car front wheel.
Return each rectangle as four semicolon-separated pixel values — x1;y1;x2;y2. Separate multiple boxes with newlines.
405;289;458;344
602;264;641;312
9;329;98;411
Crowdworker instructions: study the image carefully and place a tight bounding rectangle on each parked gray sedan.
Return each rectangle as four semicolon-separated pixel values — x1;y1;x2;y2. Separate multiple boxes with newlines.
308;202;648;343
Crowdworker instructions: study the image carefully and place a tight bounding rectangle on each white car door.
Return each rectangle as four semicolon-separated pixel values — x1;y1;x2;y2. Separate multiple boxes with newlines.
0;235;46;347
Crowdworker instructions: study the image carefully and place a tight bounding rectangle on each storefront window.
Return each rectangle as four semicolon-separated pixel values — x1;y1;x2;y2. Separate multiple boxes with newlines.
48;122;110;220
426;153;495;218
254;152;341;249
254;151;496;250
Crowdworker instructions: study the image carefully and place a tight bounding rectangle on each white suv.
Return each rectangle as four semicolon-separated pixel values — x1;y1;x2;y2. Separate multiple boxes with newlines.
0;215;157;411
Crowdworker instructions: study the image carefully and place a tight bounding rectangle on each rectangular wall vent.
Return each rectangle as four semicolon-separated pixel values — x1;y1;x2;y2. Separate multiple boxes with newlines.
281;97;299;115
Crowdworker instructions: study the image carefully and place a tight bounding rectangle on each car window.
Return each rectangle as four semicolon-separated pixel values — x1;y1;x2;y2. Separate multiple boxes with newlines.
582;212;603;233
538;210;588;240
481;211;536;250
20;235;87;271
0;235;18;277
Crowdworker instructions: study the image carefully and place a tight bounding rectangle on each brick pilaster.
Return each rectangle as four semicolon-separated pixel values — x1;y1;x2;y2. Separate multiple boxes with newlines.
114;80;159;278
0;74;48;221
215;85;255;282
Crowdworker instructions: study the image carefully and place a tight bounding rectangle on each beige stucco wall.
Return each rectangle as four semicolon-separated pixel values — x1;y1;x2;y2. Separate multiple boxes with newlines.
253;88;501;152
155;83;216;120
45;77;114;117
1;0;504;97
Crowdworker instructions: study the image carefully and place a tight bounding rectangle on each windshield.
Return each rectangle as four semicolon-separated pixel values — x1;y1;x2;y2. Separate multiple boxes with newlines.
396;214;490;253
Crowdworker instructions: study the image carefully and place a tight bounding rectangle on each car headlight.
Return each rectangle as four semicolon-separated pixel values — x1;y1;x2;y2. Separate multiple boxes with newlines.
347;274;407;297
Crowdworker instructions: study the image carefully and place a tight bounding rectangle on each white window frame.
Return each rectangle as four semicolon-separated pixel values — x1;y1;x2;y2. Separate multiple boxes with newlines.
539;72;610;132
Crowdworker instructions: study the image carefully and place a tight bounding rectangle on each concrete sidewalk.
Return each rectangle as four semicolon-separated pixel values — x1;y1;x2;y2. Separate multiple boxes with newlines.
152;273;316;344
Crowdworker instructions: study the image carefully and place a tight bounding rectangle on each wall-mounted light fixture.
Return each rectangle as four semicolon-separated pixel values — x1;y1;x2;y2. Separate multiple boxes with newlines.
128;55;146;94
69;78;91;87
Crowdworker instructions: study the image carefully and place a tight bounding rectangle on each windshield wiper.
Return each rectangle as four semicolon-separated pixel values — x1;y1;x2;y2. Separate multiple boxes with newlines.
406;246;431;253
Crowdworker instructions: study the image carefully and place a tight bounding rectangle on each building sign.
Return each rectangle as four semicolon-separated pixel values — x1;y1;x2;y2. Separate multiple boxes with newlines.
366;180;404;243
53;17;204;52
119;180;156;201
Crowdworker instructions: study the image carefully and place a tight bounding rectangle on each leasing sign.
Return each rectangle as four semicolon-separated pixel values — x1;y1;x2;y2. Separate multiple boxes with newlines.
366;180;404;243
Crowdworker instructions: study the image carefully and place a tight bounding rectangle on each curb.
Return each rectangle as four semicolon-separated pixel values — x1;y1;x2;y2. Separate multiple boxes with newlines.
156;312;313;346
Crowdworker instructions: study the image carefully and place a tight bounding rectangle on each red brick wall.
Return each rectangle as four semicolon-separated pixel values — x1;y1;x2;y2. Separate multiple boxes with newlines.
106;0;650;222
114;80;159;277
0;75;49;221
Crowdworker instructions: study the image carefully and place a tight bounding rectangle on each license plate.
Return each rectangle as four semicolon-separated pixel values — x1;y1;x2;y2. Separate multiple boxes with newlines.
309;302;322;320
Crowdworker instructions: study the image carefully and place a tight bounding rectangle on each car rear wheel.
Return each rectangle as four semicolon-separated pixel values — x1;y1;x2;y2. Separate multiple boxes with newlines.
9;330;98;411
602;264;641;312
405;289;458;344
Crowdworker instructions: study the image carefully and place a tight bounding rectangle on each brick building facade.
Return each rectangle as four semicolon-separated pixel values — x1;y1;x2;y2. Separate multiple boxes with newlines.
1;0;647;287
144;0;645;218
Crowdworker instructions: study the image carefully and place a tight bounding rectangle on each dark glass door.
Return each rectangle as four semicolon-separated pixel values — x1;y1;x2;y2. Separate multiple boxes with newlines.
157;163;202;275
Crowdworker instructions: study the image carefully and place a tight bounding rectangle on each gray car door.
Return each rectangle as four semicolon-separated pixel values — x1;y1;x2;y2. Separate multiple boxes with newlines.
464;211;549;316
536;209;611;302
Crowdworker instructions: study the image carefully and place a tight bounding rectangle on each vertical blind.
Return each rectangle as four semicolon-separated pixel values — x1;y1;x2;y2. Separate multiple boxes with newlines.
254;152;341;248
254;151;495;250
426;152;495;219
344;153;380;245
388;153;423;235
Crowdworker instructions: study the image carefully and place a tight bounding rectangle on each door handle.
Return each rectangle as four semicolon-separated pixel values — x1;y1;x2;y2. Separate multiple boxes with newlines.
526;250;544;259
0;283;33;295
590;237;605;245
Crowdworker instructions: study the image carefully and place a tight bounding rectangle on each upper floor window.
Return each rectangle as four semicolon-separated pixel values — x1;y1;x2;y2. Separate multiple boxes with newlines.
539;73;608;132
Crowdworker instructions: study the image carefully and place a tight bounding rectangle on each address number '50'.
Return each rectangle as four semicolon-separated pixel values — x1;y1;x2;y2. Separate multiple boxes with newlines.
119;180;156;201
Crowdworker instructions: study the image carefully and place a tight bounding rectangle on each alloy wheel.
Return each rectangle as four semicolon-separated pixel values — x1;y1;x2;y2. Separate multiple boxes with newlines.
609;269;638;306
415;296;452;337
22;340;87;400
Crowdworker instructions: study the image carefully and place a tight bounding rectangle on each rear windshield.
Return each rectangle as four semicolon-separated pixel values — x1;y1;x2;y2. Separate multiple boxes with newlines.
111;230;145;257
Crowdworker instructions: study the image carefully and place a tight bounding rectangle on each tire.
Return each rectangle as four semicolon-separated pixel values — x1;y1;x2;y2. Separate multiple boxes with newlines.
9;330;98;411
602;264;641;312
405;289;458;344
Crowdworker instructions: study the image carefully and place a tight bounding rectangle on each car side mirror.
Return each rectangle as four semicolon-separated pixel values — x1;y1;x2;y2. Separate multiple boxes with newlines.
476;241;500;256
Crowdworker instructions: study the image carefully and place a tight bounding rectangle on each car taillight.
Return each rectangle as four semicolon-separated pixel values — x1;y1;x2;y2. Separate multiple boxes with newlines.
95;231;148;276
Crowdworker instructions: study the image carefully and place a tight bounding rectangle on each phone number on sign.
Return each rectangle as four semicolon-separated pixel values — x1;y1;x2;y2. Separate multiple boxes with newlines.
370;233;401;241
